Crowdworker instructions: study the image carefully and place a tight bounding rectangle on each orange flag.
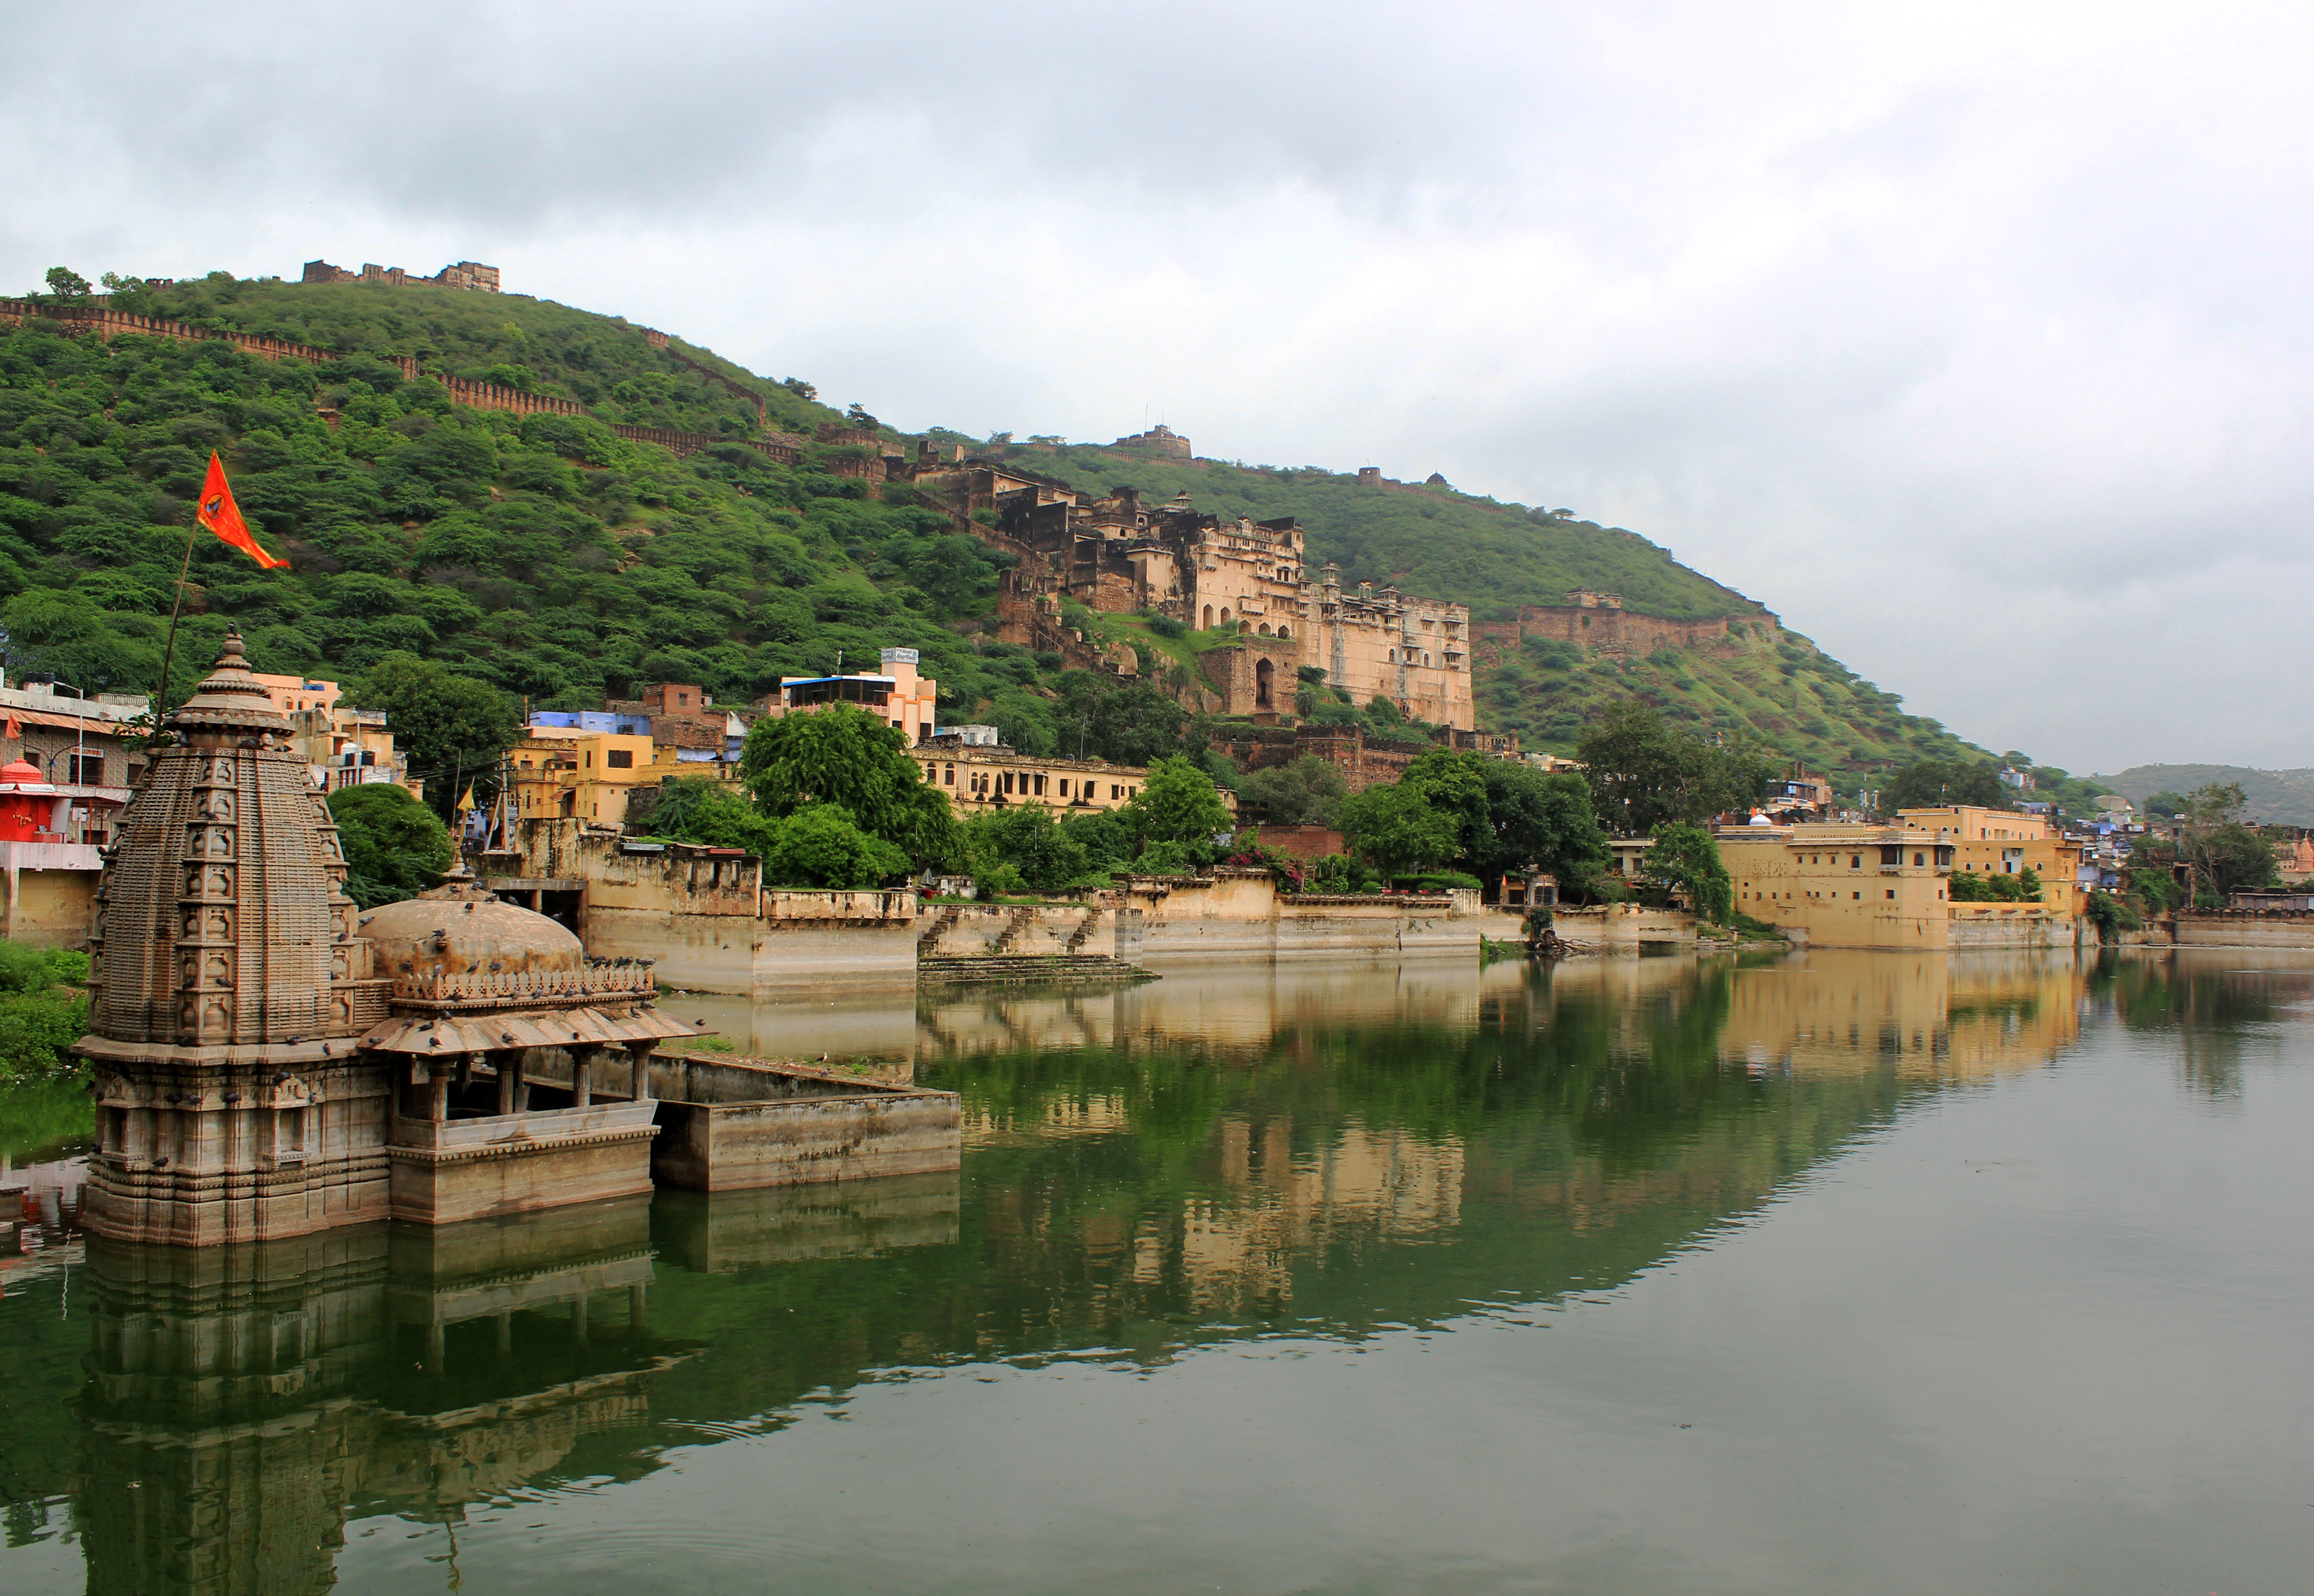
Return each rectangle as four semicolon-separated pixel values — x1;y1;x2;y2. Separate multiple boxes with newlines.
196;452;290;569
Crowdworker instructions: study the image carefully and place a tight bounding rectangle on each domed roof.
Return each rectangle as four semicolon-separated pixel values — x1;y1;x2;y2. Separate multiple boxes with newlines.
0;757;52;794
359;883;583;982
1747;809;1773;827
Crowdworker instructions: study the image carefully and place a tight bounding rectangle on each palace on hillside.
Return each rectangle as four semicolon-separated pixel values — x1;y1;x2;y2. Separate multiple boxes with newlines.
906;455;1475;728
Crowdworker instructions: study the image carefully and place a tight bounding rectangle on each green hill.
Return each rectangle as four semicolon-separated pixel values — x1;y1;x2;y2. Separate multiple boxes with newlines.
0;272;2004;784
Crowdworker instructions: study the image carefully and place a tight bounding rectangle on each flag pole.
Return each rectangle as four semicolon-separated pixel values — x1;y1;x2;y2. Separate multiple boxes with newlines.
157;517;200;720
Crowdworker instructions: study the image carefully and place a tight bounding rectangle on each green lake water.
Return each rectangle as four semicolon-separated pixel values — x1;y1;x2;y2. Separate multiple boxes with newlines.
1;947;2308;1594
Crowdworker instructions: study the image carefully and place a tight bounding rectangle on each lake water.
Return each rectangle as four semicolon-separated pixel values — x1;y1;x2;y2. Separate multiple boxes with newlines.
3;947;2310;1594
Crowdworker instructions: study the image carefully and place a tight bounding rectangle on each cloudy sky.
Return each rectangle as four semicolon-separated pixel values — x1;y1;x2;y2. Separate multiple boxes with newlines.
5;1;2308;774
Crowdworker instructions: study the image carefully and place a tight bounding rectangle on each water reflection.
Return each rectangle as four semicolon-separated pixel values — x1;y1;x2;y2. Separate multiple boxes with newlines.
6;948;2306;1594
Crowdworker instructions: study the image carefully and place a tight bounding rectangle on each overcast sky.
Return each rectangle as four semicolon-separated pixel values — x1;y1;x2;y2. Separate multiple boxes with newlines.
5;1;2308;774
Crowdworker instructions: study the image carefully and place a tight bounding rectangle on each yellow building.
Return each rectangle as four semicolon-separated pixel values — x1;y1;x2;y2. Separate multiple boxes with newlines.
911;742;1236;820
507;729;658;823
1719;821;1958;948
1897;804;2089;917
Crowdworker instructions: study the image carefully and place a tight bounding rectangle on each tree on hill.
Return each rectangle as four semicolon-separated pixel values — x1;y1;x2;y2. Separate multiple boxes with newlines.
353;654;520;821
1884;758;2010;812
327;784;454;907
42;267;90;301
2172;782;2278;902
1236;754;1347;827
739;704;959;867
1576;701;1772;834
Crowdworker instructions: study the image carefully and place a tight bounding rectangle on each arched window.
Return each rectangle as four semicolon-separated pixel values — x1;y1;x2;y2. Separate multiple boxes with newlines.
1257;624;1272;636
1275;625;1290;640
1219;607;1232;625
1255;657;1274;708
1202;605;1214;630
1238;620;1251;634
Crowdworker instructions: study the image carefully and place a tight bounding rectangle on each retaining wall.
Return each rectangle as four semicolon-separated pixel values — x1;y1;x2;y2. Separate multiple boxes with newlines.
2173;912;2314;950
651;1093;962;1191
1552;905;1700;951
584;906;917;995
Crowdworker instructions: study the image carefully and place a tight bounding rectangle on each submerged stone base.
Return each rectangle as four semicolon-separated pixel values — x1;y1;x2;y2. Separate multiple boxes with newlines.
387;1101;660;1225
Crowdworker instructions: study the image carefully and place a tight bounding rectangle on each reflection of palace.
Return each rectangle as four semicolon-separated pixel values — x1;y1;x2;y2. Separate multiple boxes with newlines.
1717;950;2087;1078
924;961;1496;1062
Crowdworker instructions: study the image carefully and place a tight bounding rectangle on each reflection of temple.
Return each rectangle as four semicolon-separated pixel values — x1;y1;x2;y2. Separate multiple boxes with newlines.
74;1199;685;1596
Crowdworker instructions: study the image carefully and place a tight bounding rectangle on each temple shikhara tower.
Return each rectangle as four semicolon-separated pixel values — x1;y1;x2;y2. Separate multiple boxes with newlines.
75;632;701;1246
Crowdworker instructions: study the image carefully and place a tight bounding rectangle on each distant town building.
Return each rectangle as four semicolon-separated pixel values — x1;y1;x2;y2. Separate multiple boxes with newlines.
912;740;1234;820
756;649;941;744
251;671;423;800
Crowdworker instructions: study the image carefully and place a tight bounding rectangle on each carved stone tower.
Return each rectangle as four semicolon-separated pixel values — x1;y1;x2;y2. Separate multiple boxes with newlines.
76;632;391;1245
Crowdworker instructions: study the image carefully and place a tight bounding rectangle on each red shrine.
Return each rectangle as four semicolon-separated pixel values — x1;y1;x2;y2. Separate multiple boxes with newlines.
0;756;62;843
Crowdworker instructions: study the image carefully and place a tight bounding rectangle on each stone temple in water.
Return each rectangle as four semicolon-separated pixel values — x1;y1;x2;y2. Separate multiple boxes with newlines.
72;632;709;1245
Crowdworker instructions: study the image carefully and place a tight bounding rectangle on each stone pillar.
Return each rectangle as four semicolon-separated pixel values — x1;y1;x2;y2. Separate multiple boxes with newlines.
571;1047;594;1109
427;1068;449;1124
496;1052;516;1117
624;1042;653;1103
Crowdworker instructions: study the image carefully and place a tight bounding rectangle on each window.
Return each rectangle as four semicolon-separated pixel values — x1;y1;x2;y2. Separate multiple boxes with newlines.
944;765;955;786
1059;779;1070;798
1034;774;1047;796
1111;785;1123;799
607;749;633;770
1886;889;1896;899
1850;855;1861;868
70;753;103;785
1913;852;1925;867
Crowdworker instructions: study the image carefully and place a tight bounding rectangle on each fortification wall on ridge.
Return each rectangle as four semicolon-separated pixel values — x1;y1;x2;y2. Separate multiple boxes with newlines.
1474;603;1778;662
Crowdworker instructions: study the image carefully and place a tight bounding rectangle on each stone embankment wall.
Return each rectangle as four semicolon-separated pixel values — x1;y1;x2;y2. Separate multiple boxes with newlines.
1550;905;1699;951
1947;906;2082;950
2172;911;2314;950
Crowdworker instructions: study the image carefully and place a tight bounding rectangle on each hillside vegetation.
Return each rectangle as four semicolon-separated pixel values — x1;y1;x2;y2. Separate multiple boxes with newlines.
2;271;2011;783
2092;765;2314;826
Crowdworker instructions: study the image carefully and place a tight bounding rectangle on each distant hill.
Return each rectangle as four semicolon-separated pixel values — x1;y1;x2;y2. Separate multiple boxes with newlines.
0;271;2004;782
2090;765;2314;826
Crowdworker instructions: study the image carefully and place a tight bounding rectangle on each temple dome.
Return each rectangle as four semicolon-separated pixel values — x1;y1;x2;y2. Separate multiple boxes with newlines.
360;883;584;982
0;757;52;794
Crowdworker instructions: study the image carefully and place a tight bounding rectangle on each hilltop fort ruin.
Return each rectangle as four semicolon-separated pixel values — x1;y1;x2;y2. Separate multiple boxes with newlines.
301;258;500;292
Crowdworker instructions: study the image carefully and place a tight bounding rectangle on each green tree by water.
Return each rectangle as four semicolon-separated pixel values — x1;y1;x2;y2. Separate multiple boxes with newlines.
1339;780;1459;883
0;944;88;1077
739;704;959;867
1127;756;1234;846
1644;822;1734;923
